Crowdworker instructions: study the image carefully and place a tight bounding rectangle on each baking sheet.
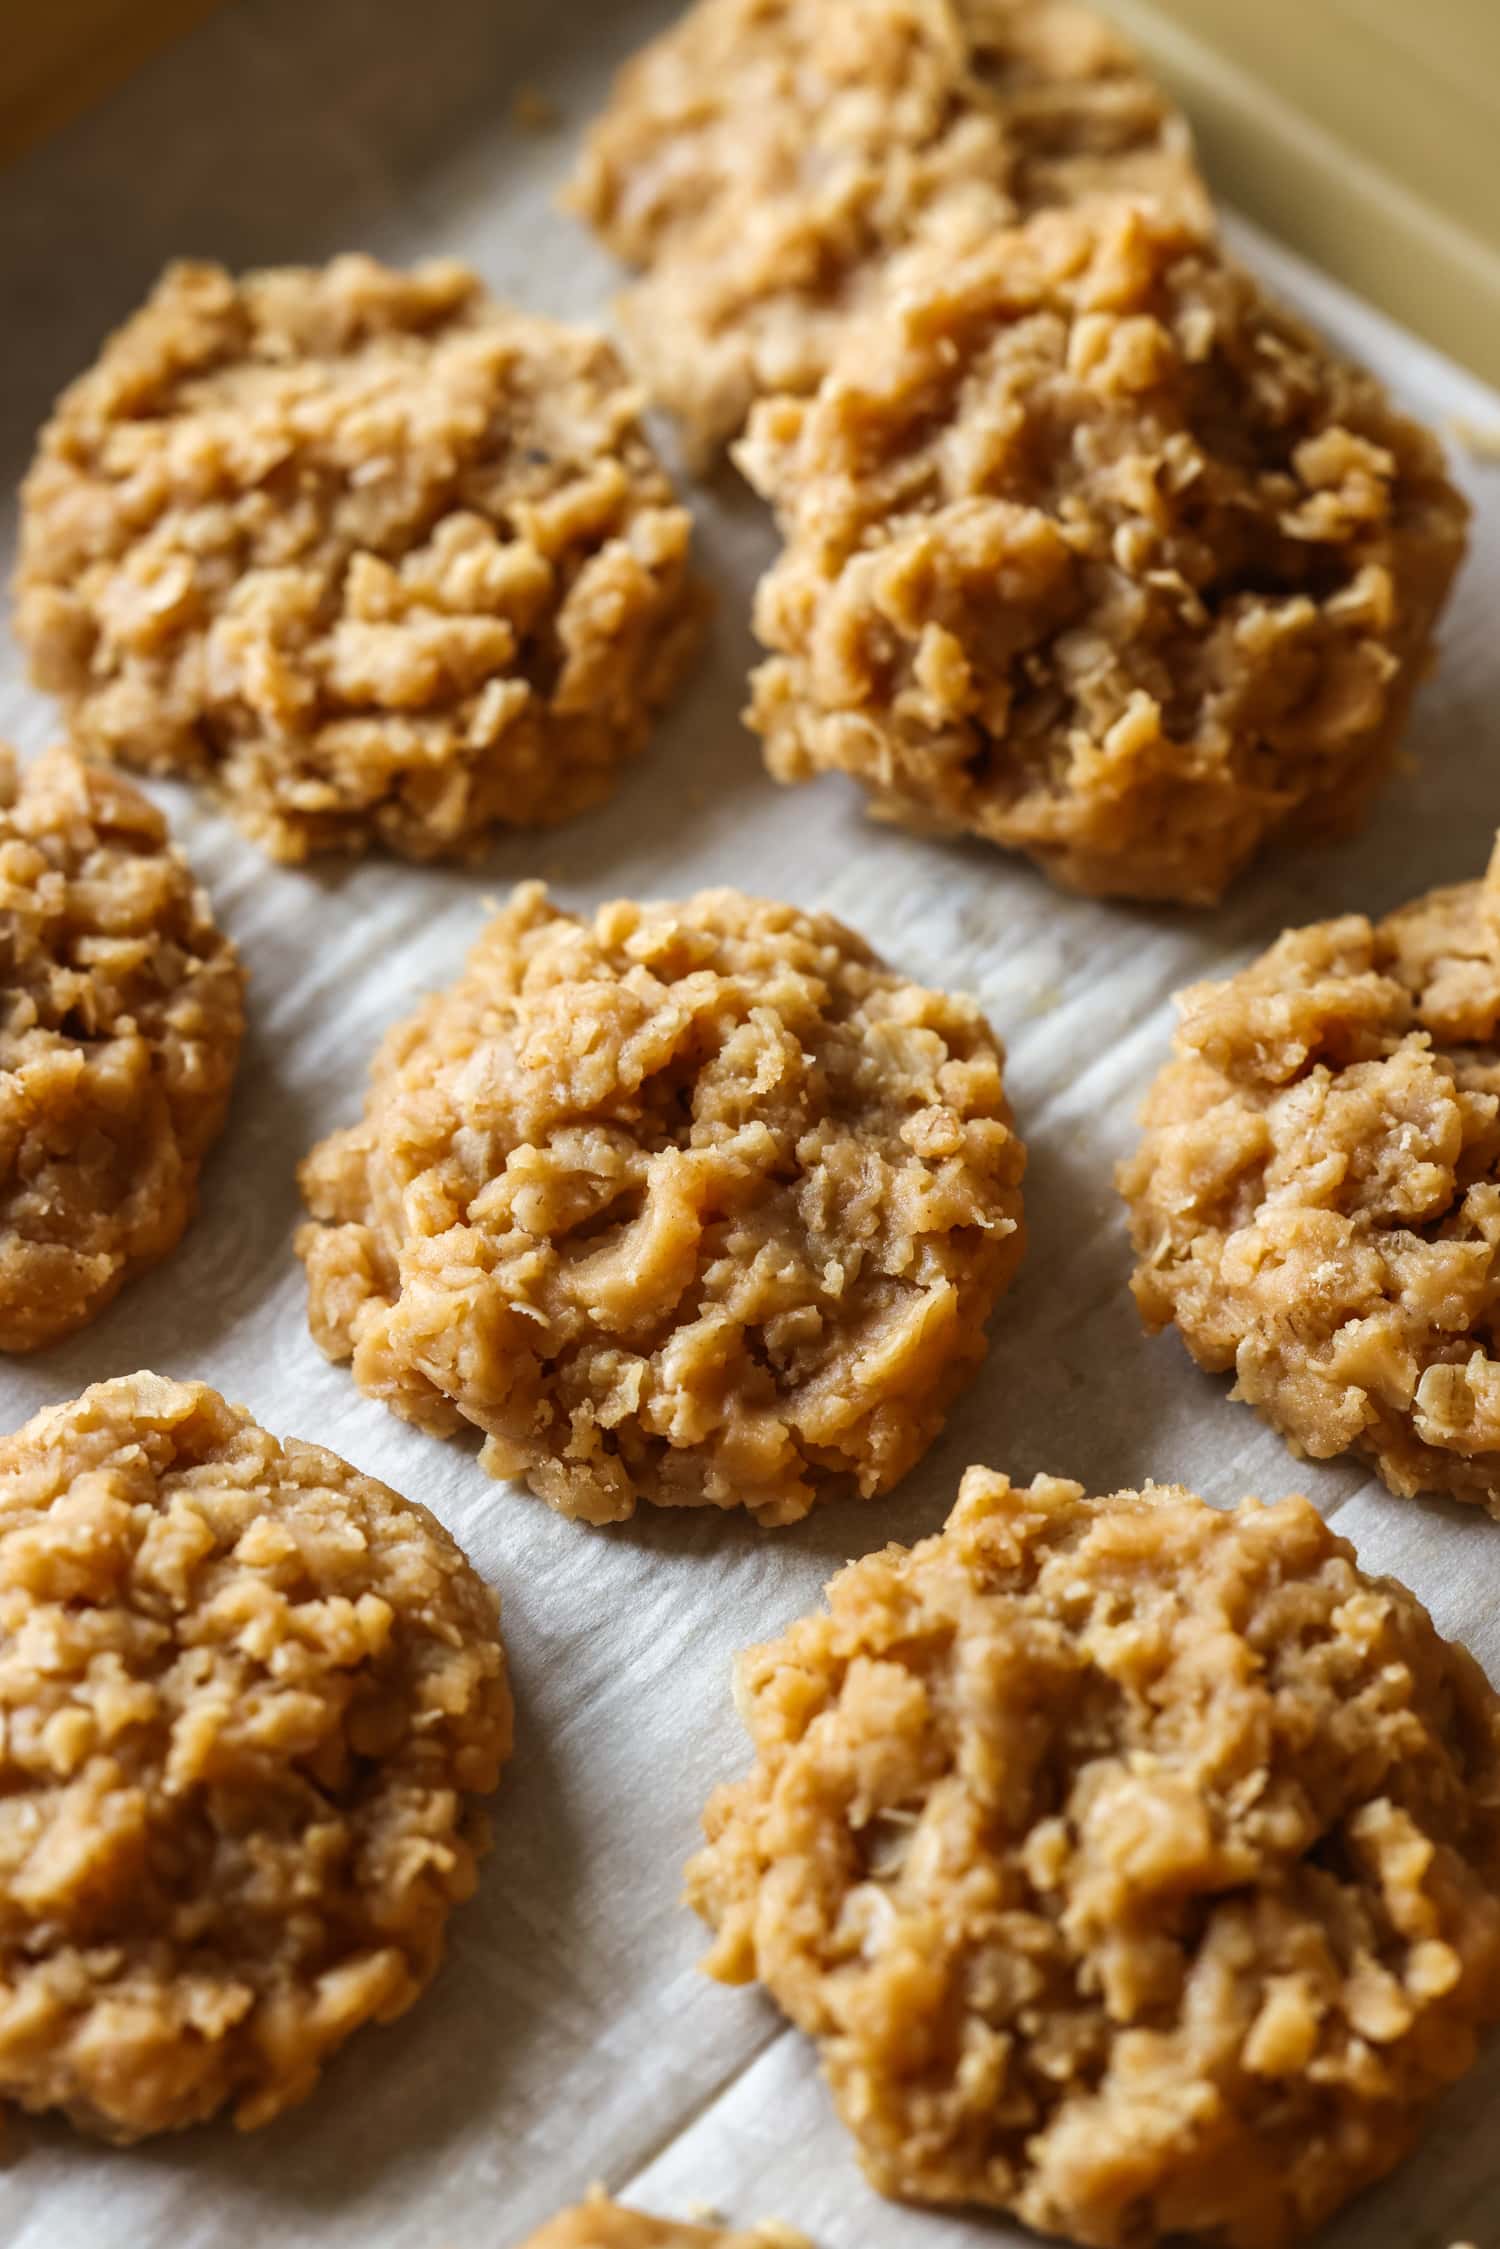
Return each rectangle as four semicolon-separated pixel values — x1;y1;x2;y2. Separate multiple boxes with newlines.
2;2;1500;2243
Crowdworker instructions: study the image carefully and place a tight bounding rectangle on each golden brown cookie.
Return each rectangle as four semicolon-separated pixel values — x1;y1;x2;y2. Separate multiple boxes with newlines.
519;2194;809;2248
570;0;1208;456
0;743;244;1351
743;204;1468;903
688;1467;1500;2245
0;1373;511;2141
296;883;1024;1526
1122;835;1500;1510
17;256;699;863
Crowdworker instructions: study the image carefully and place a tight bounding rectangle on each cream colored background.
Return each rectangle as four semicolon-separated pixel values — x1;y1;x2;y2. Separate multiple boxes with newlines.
1;3;1500;2245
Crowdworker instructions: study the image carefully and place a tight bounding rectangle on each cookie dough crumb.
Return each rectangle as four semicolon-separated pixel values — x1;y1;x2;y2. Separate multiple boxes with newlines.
0;742;244;1350
296;882;1024;1526
689;1468;1500;2244
1122;832;1500;1511
744;203;1468;903
18;256;700;863
520;2198;810;2248
570;0;1209;456
0;1373;511;2142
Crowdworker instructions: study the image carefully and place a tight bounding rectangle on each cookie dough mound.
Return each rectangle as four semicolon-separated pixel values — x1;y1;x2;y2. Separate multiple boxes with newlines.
570;0;1208;456
0;1373;511;2141
296;883;1024;1527
1121;837;1500;1510
17;256;699;863
0;744;244;1351
689;1468;1500;2245
522;2197;809;2248
744;205;1469;903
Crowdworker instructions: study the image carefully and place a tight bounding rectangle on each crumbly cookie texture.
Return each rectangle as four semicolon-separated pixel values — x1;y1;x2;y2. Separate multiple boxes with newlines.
17;256;700;863
562;0;1205;458
688;1468;1500;2247
569;0;1208;457
0;743;244;1351
520;2195;810;2248
1121;836;1500;1511
0;1373;511;2142
743;204;1469;904
296;883;1024;1527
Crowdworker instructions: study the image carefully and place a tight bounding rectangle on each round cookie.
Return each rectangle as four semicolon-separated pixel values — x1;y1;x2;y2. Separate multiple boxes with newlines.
0;743;244;1351
17;256;699;863
1121;837;1500;1510
296;882;1025;1527
521;2197;809;2248
0;1373;511;2141
688;1467;1500;2246
742;204;1469;903
570;0;1208;457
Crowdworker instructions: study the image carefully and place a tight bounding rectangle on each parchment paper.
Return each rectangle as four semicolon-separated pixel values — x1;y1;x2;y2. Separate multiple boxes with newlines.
1;3;1499;2242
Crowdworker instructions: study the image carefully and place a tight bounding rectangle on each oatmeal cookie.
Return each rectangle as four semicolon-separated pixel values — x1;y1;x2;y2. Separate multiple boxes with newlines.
521;2197;809;2248
570;0;1208;457
0;743;244;1351
688;1467;1500;2245
17;256;699;863
0;1373;511;2141
296;883;1024;1527
743;204;1469;904
1122;836;1500;1511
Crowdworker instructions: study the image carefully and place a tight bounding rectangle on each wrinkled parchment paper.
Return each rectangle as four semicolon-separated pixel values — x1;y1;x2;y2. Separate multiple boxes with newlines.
2;3;1500;2242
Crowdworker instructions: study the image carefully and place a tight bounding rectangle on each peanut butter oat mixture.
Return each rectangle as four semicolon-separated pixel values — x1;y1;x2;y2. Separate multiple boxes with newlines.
570;0;1208;457
0;1373;511;2141
296;883;1024;1527
689;1468;1500;2246
743;205;1469;903
521;2196;810;2248
17;256;699;863
1122;837;1500;1511
0;744;243;1351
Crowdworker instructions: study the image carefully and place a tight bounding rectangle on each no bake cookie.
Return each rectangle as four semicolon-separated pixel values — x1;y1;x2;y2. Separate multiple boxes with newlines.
0;744;243;1351
570;0;1208;456
0;1374;511;2140
520;2197;809;2248
18;256;699;862
1122;836;1500;1508
297;883;1024;1525
689;1467;1500;2244
743;206;1468;902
